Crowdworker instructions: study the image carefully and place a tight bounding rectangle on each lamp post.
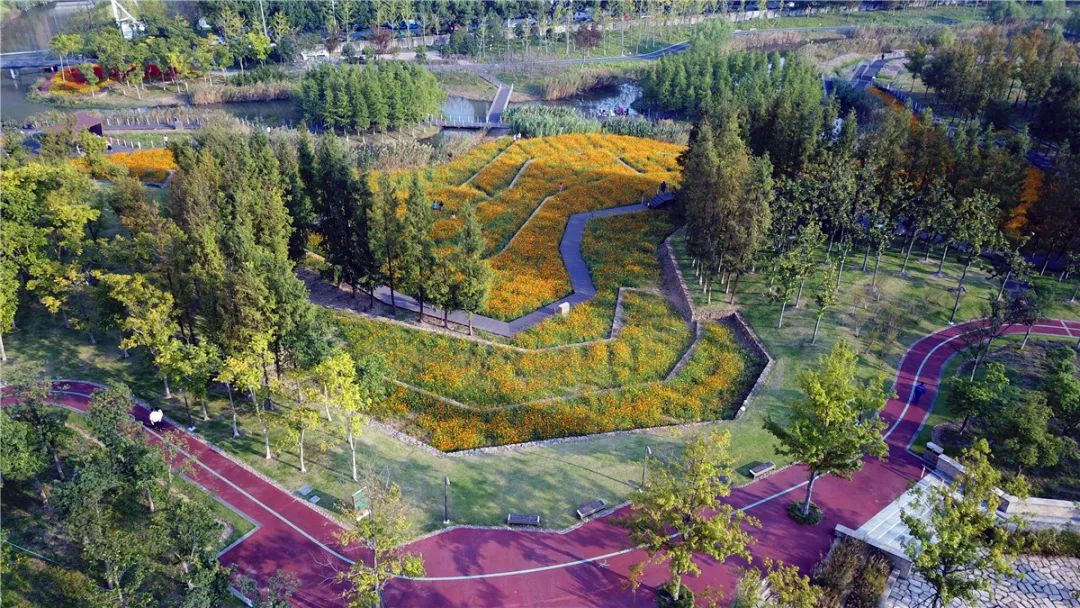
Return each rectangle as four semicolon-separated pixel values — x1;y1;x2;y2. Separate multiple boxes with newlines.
640;446;652;491
443;476;451;525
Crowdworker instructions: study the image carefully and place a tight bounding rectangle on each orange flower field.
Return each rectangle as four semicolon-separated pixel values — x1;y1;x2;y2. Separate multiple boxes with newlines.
333;157;765;450
387;133;682;319
110;148;178;183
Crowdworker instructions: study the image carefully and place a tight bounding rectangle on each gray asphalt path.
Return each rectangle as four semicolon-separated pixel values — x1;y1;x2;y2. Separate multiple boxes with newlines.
371;191;676;337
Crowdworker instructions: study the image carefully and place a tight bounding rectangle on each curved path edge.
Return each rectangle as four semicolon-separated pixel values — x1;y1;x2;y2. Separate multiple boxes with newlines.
341;192;676;338
9;318;1077;607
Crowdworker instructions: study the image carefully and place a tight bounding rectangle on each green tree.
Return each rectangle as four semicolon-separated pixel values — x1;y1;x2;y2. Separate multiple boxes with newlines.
247;31;272;65
619;430;757;603
0;410;51;503
368;173;402;314
338;481;425;608
398;173;436;322
944;362;1009;435
947;191;1002;324
809;263;838;345
49;33;83;82
283;406;322;473
1;163;98;333
985;392;1069;474
764;340;889;518
454;204;491;336
7;381;72;482
1041;346;1080;433
99;272;181;398
901;439;1027;608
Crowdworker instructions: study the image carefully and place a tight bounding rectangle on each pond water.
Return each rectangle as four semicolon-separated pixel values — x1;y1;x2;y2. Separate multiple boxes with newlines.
2;72;646;131
0;75;493;128
522;82;644;118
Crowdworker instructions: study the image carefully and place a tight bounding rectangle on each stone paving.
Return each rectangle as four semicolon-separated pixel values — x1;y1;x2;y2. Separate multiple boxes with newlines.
886;554;1080;607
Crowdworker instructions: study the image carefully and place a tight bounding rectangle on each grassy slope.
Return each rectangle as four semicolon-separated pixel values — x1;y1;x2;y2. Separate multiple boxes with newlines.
673;231;1080;470
10;228;1079;534
909;335;1078;455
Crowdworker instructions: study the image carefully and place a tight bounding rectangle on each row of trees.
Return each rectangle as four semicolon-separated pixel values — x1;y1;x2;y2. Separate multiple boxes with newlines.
682;74;1080;343
3;125;444;602
907;24;1080;148
945;345;1079;477
49;4;285;96
295;63;445;133
296;132;492;334
1;382;235;606
643;47;827;177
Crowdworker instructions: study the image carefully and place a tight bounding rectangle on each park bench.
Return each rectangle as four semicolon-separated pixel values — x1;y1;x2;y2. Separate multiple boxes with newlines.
576;499;606;520
507;513;541;526
749;462;775;480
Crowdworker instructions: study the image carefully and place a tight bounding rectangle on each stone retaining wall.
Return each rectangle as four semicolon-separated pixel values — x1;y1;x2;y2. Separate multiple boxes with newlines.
926;443;1080;525
660;233;696;323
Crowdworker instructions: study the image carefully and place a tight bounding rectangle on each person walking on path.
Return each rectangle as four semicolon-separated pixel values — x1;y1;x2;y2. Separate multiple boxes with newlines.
912;382;926;404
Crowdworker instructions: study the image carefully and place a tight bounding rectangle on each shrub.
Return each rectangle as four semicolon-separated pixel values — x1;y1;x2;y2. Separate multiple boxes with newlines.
813;537;866;601
787;500;823;525
845;555;891;608
1015;527;1080;558
656;583;695;608
229;65;289;86
503;106;600;138
601;117;690;144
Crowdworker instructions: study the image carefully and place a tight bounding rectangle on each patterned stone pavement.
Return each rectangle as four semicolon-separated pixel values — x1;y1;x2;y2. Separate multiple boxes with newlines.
886;554;1080;607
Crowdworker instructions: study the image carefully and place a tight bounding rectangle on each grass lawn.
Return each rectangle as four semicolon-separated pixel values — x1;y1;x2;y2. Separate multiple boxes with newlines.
908;334;1078;456
673;230;1080;471
475;5;989;67
432;71;497;100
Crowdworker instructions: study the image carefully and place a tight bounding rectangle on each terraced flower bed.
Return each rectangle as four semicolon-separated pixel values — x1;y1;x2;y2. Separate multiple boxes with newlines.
331;134;763;451
334;198;763;451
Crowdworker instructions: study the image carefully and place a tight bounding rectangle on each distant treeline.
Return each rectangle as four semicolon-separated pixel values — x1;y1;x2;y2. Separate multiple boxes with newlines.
296;63;445;132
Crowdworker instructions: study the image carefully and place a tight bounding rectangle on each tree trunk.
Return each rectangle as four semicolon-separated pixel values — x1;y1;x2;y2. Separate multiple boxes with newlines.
996;270;1012;302
299;428;307;473
900;233;917;274
146;487;156;513
183;394;194;430
861;242;870;271
777;301;787;329
199;398;209;421
227;385;240;438
802;471;818;516
468;312;474;336
262;420;272;460
347;417;358;482
0;331;5;362
872;249;883;287
163;376;171;398
936;244;949;275
795;278;805;308
728;273;740;305
1021;325;1032;350
949;260;972;324
836;251;847;292
812;313;824;345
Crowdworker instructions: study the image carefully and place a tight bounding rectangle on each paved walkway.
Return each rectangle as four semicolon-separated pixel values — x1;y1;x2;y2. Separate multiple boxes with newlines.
13;319;1078;606
886;554;1080;607
367;192;676;337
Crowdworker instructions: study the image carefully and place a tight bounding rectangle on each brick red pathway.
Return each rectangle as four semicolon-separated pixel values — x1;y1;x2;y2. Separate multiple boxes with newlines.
8;319;1077;607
